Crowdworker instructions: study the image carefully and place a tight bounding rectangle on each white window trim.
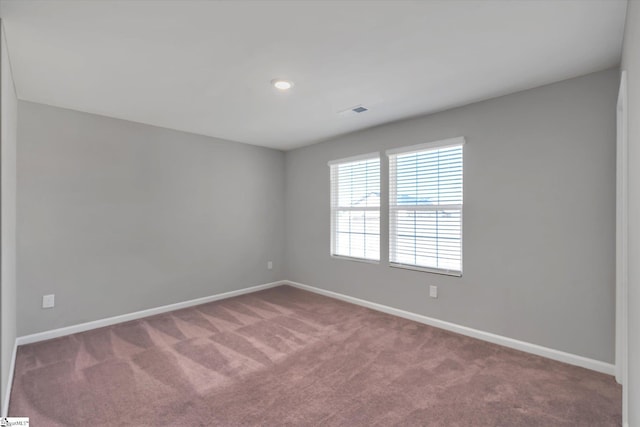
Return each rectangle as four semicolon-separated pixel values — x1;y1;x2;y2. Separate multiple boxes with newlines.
327;152;380;166
387;137;465;276
329;152;381;263
385;136;465;156
389;262;463;277
330;254;380;264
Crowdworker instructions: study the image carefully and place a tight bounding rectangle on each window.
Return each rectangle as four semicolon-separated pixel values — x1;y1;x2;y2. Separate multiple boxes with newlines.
387;137;464;276
329;154;380;262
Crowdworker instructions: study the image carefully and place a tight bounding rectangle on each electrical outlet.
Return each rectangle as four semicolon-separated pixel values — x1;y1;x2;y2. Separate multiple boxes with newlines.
42;294;55;308
267;261;273;270
429;285;438;299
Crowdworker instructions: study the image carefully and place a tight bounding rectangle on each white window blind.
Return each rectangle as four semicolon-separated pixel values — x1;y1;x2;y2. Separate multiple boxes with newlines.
388;137;464;276
329;154;380;261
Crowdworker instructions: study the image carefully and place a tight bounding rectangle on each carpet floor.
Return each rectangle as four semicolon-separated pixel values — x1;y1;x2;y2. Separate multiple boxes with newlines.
9;285;621;426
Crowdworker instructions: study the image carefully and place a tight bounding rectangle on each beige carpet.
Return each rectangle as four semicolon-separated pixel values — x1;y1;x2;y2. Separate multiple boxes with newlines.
9;285;621;426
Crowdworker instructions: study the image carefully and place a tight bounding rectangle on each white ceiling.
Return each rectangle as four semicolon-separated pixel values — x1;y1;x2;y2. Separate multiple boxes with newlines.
0;0;628;150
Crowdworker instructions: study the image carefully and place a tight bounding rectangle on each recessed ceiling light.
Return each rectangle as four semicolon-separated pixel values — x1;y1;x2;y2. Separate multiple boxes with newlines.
271;79;293;90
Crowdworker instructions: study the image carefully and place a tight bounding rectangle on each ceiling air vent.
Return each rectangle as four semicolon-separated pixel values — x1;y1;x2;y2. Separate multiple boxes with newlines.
338;105;369;116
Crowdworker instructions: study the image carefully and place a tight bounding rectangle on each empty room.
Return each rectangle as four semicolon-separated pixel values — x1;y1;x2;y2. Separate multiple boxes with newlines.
0;0;638;425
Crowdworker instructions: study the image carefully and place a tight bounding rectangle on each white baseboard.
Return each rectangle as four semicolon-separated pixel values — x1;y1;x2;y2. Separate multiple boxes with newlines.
16;281;286;346
2;340;17;417
285;281;615;376
14;278;615;377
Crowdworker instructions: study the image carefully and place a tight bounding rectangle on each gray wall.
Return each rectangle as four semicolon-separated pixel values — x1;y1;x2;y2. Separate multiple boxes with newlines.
17;102;285;336
1;21;17;411
284;69;618;363
622;1;639;424
13;64;621;370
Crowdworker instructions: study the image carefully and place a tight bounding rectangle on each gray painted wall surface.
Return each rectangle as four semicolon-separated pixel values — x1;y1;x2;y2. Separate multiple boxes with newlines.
1;21;17;409
284;69;618;363
621;2;639;424
17;101;285;336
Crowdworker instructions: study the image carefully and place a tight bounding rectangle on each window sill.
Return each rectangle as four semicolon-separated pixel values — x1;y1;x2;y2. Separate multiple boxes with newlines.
389;262;462;277
331;255;380;265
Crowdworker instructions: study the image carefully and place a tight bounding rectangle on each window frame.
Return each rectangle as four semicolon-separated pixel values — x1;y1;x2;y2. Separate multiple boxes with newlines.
386;137;465;277
328;152;381;263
